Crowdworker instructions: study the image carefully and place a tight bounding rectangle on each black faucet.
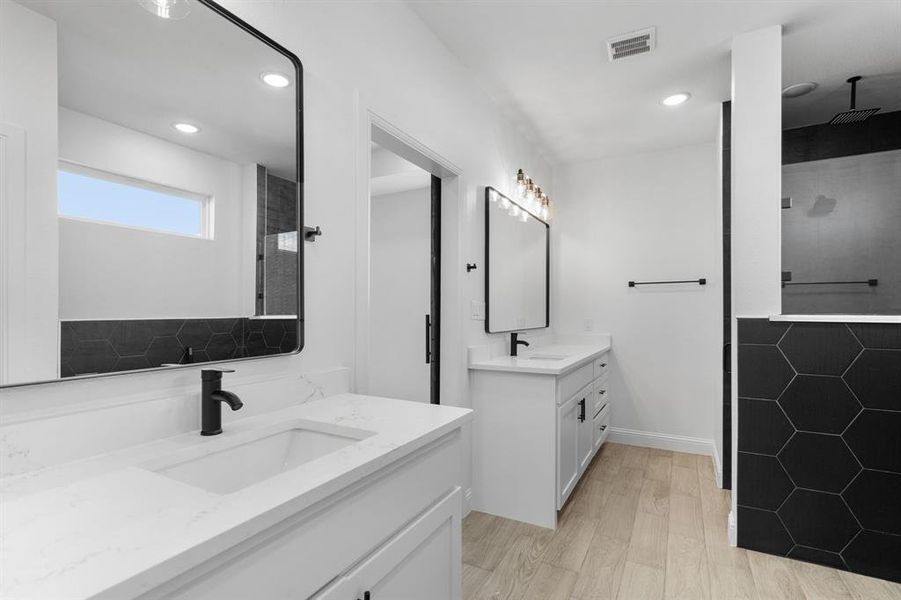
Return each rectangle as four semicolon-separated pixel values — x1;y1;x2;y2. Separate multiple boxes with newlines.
201;369;243;436
510;332;530;357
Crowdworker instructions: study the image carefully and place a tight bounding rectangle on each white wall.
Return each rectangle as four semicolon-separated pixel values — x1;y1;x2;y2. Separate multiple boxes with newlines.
57;108;252;320
369;187;431;402
0;1;59;384
729;25;783;532
0;1;554;510
553;142;721;458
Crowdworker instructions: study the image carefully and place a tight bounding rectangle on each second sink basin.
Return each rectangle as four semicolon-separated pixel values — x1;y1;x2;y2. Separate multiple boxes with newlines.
155;425;374;494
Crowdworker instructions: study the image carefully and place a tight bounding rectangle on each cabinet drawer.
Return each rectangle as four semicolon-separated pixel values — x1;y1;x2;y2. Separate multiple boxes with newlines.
593;404;610;450
593;380;609;414
593;353;610;379
557;362;595;405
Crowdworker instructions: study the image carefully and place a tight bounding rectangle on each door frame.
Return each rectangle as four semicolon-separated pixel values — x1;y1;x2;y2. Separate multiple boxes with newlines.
353;95;462;405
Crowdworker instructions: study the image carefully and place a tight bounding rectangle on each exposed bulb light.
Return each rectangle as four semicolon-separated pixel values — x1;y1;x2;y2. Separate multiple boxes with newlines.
499;195;511;210
511;168;553;222
261;72;291;88
137;0;190;19
173;122;199;134
509;205;521;218
662;92;691;106
519;211;529;222
515;169;527;196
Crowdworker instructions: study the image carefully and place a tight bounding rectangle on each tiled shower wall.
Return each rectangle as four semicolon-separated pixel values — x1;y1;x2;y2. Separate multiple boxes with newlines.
256;166;299;316
737;318;901;582
60;317;298;377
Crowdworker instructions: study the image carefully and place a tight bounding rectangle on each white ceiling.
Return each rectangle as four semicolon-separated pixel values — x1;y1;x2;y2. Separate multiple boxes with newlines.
21;0;297;178
408;0;901;164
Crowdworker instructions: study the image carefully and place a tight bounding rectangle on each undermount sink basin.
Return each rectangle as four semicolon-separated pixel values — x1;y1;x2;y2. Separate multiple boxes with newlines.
155;426;373;494
524;354;569;361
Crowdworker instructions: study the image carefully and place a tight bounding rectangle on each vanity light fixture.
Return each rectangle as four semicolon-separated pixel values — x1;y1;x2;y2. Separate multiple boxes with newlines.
173;122;200;134
662;92;691;106
261;72;291;88
137;0;190;20
513;169;552;221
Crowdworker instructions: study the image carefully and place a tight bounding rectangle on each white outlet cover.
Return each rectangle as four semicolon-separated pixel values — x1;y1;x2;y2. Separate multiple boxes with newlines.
471;300;485;320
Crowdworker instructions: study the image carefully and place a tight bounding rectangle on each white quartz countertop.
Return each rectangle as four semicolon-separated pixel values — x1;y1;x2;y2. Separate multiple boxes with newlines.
0;394;472;600
468;342;611;375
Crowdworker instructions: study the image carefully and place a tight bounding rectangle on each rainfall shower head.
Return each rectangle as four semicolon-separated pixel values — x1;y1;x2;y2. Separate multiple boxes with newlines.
829;76;880;125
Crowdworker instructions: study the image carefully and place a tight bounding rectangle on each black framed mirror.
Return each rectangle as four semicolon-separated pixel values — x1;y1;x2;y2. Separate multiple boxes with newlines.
0;0;303;387
484;187;549;333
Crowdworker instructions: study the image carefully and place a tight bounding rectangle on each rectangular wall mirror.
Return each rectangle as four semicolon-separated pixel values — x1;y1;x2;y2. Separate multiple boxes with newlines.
484;187;549;333
0;0;303;387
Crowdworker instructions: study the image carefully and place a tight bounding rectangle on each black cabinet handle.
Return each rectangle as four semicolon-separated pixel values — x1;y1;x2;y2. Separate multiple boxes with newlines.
365;592;371;600
599;390;606;395
600;425;607;431
425;314;431;364
579;398;586;422
600;363;607;367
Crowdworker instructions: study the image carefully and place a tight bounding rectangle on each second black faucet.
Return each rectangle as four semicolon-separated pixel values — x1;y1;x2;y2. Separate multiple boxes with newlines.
510;332;530;357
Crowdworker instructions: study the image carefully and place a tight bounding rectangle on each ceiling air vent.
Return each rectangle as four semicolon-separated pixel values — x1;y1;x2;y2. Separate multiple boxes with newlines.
606;27;656;61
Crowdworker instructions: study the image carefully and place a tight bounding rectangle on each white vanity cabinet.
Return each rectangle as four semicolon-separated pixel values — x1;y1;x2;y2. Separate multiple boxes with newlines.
314;488;461;600
142;431;464;600
470;344;612;529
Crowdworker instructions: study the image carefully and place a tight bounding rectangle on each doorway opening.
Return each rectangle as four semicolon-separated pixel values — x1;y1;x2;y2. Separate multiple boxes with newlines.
368;140;441;404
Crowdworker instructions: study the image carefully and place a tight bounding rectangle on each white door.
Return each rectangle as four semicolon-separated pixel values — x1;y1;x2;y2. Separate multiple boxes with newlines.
557;394;580;508
315;489;462;600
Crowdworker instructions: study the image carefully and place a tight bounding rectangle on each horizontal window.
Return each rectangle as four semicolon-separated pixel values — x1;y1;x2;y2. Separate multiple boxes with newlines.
58;163;211;238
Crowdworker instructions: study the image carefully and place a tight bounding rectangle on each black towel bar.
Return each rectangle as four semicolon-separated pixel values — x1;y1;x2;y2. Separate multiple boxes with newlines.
628;278;706;287
782;279;877;288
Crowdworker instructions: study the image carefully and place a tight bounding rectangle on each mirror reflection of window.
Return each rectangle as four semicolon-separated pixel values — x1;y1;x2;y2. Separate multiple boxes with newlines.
0;0;301;386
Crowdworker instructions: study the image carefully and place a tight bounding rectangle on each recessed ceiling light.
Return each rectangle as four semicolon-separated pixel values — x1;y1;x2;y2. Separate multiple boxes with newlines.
782;82;818;98
261;72;291;88
662;93;691;106
173;122;200;134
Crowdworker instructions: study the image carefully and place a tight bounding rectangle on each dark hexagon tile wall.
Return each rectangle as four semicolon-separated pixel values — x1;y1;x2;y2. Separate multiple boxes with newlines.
843;470;901;536
778;323;862;375
737;345;795;399
778;489;859;552
737;398;793;455
843;410;901;473
778;376;860;434
844;350;901;411
737;318;901;584
60;317;298;376
779;433;860;493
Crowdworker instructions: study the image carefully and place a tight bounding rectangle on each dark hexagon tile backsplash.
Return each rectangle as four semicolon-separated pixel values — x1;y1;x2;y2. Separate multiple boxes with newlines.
60;317;299;377
737;318;901;584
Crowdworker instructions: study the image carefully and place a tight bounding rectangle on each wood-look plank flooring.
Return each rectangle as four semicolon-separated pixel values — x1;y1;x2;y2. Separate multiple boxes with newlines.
463;443;901;600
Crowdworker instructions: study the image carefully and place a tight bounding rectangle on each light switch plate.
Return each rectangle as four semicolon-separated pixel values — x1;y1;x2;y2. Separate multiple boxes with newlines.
471;300;485;320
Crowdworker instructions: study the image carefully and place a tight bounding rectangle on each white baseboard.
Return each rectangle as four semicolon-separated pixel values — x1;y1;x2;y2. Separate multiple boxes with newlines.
728;510;737;546
463;487;473;517
712;445;724;488
608;427;716;457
